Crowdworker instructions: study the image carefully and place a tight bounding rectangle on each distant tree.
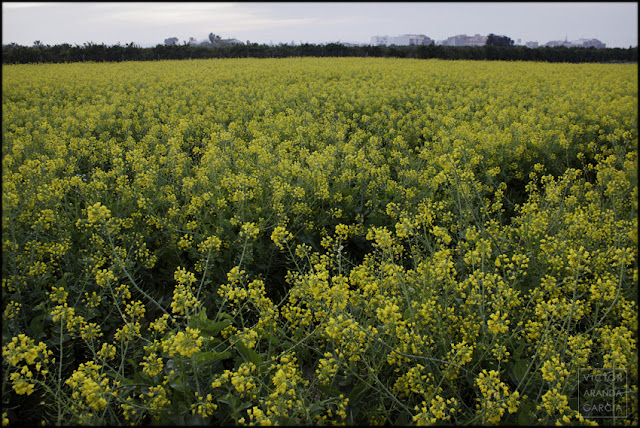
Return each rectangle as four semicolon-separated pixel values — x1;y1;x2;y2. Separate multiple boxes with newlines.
486;34;514;47
2;39;637;64
208;33;222;45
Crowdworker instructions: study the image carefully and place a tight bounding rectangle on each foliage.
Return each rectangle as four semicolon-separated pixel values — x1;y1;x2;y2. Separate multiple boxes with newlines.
486;34;515;47
1;41;637;64
2;58;638;426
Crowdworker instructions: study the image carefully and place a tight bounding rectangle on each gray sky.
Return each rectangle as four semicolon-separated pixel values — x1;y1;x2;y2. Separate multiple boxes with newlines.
2;2;638;48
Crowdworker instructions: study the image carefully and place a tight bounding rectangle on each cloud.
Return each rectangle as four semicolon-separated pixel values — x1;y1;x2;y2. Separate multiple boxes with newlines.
91;3;235;25
89;3;316;35
2;2;56;9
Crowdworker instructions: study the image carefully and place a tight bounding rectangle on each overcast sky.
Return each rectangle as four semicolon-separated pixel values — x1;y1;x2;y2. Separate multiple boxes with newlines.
2;2;638;48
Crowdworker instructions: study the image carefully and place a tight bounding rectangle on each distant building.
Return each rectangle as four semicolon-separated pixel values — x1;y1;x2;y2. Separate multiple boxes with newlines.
544;39;571;47
525;41;539;48
441;34;487;47
575;38;606;48
370;34;433;46
391;34;433;46
441;34;466;46
544;38;605;48
464;34;488;46
371;35;389;46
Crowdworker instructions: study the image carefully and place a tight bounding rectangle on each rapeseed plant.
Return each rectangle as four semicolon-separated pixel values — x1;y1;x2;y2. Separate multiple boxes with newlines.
2;58;636;425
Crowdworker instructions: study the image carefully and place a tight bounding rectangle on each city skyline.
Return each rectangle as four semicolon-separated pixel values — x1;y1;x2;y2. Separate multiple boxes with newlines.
2;2;638;49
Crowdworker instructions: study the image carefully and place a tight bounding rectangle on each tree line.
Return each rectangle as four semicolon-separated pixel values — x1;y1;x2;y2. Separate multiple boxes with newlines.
2;41;637;64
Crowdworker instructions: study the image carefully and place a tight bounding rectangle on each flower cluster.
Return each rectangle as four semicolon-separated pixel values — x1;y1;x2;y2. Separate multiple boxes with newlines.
212;362;259;399
2;334;53;396
161;327;203;358
65;361;115;421
171;267;201;317
271;225;293;250
475;369;520;424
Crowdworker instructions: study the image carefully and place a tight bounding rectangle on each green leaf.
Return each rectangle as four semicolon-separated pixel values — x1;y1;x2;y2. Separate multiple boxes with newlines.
348;381;370;406
219;311;234;321
193;350;233;366
267;334;280;347
189;318;232;337
29;315;44;338
218;393;240;410
308;402;324;415
280;340;294;350
234;339;262;366
169;378;191;393
56;276;68;289
510;358;529;385
188;310;232;337
395;412;409;425
168;414;185;425
516;400;536;425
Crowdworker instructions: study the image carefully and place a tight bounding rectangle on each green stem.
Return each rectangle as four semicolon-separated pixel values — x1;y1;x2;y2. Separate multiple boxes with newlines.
106;229;170;317
57;318;64;425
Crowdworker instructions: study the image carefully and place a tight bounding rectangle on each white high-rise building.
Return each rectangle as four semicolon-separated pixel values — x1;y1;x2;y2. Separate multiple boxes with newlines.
441;34;488;47
371;34;433;46
371;35;389;46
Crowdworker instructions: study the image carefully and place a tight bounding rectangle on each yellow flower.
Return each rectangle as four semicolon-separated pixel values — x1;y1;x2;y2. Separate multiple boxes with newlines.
86;202;111;225
171;268;200;316
140;352;164;377
271;226;293;250
140;384;171;420
198;235;222;253
240;222;260;239
95;269;117;288
475;369;520;424
177;233;194;250
162;327;203;358
3;301;21;320
65;361;112;412
149;313;171;334
487;310;510;335
541;355;570;384
97;343;116;361
12;378;35;395
191;392;218;418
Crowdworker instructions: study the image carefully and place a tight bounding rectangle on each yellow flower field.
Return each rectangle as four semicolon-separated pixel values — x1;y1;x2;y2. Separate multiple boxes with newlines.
2;57;638;425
